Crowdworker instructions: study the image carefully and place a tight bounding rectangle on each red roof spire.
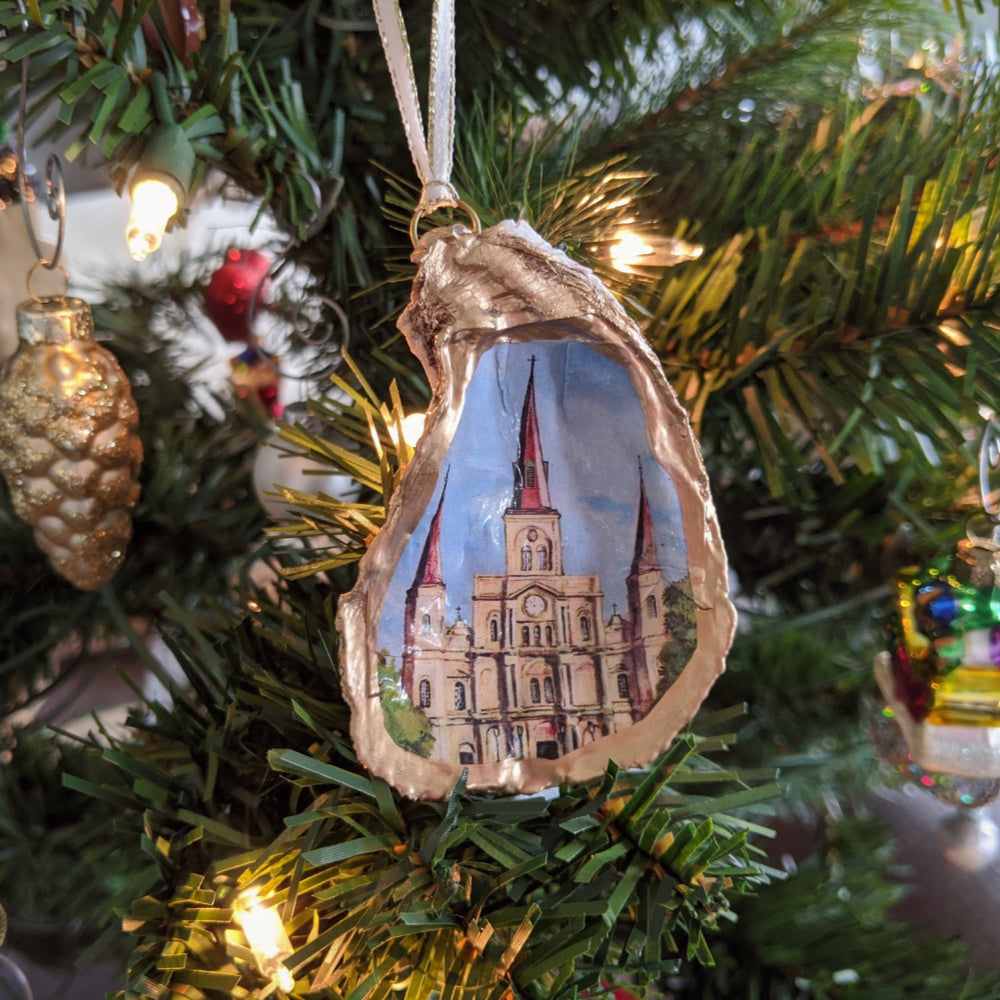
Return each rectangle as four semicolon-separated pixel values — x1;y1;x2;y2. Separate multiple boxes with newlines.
511;356;553;511
630;458;660;574
412;470;449;586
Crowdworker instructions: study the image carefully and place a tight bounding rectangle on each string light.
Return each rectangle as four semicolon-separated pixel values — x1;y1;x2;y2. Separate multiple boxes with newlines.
235;892;295;993
126;75;194;262
127;177;180;261
386;411;427;453
607;228;704;274
400;412;426;448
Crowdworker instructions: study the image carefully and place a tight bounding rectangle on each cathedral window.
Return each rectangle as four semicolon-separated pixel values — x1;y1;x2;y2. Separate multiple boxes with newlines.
617;673;630;700
537;545;548;570
486;727;501;762
525;462;536;488
543;676;554;703
454;682;467;711
530;678;541;703
533;625;541;645
421;612;432;635
489;617;499;642
580;615;591;642
545;625;553;645
521;625;530;645
419;678;431;708
646;594;657;618
521;544;532;570
459;743;476;764
513;727;525;758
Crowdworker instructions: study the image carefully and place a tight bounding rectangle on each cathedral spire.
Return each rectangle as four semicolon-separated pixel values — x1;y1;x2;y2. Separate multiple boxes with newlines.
511;357;553;511
412;470;449;586
630;458;660;575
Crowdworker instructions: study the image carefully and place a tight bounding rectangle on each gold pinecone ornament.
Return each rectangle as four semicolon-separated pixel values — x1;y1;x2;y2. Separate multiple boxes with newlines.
0;296;142;591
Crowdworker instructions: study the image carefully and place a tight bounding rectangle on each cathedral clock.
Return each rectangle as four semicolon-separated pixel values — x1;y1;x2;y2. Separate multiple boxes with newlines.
524;594;546;616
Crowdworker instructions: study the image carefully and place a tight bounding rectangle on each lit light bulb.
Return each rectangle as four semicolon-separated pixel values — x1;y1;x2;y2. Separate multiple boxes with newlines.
400;412;426;448
610;231;654;270
127;178;179;261
608;229;704;274
236;893;295;993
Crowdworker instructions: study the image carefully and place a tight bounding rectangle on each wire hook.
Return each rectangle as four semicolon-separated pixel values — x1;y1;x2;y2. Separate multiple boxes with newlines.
244;253;351;381
15;0;67;273
979;418;1000;523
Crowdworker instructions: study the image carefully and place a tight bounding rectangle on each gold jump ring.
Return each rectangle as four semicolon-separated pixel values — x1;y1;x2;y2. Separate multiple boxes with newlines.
26;260;70;303
409;199;481;246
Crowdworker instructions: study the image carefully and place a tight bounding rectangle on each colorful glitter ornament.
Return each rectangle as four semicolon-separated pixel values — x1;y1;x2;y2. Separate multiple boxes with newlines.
875;527;1000;777
230;345;281;419
869;703;1000;808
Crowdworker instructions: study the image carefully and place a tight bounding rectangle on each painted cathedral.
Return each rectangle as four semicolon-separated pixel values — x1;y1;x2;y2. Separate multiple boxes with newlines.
398;359;677;765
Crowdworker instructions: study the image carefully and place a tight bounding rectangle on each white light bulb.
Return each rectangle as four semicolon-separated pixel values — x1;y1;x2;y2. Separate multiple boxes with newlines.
400;412;426;448
276;965;295;992
608;229;704;273
239;900;292;960
126;178;179;261
236;894;295;993
610;231;653;271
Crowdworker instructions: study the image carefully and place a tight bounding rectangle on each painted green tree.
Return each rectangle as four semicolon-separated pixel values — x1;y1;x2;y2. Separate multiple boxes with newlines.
377;650;435;757
658;575;698;696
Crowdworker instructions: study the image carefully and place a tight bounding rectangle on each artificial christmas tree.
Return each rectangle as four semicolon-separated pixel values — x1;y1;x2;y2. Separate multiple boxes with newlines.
5;1;1000;998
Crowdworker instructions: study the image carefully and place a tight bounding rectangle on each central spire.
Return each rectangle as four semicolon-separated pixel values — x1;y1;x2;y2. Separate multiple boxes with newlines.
511;356;553;511
630;458;660;575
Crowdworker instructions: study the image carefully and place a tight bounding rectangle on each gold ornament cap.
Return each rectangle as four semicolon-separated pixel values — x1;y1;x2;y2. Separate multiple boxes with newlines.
16;296;94;346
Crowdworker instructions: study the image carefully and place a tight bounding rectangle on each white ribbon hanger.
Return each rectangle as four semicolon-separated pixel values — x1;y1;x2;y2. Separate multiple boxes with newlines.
373;0;479;241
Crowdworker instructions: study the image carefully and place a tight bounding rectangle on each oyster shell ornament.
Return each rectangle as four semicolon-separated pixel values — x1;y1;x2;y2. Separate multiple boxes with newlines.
338;220;735;799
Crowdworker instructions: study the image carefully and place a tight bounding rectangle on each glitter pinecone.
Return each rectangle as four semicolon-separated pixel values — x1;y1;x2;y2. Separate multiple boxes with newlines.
0;296;142;591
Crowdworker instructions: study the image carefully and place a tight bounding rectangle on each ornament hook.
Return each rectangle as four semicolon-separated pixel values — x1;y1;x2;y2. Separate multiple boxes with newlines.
15;0;67;274
244;253;352;380
978;418;1000;523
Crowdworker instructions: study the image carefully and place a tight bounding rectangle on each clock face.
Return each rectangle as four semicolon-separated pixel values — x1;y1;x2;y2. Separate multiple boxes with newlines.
524;594;546;616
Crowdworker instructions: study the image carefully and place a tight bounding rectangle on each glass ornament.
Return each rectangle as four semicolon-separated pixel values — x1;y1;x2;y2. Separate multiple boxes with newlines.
0;953;32;1000
0;295;141;590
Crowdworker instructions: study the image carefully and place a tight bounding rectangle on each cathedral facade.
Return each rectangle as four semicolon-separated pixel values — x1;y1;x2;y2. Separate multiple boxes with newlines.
398;359;676;765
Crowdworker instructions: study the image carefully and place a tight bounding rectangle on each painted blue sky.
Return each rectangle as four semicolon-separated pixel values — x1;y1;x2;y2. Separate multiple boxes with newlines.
377;341;688;659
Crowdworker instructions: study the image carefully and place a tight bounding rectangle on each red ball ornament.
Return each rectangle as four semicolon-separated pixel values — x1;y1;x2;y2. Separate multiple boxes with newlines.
205;248;271;344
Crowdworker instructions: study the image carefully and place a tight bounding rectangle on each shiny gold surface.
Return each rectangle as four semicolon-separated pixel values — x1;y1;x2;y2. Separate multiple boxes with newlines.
0;296;142;590
337;220;735;799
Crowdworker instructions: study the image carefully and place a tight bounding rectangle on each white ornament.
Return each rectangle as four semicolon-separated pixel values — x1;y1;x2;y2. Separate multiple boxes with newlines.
253;431;360;519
